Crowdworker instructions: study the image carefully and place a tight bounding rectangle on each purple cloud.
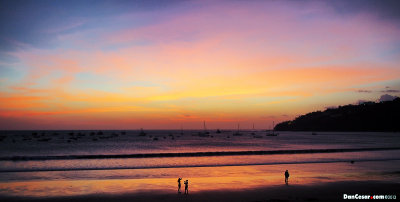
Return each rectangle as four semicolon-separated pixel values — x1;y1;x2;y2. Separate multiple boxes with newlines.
381;89;400;93
378;94;398;102
357;89;372;93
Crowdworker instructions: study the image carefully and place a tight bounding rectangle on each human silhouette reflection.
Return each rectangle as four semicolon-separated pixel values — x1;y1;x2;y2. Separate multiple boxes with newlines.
284;170;290;185
184;180;189;194
177;178;182;193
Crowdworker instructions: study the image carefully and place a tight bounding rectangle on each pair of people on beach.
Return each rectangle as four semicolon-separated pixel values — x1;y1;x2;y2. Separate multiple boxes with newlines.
177;178;189;194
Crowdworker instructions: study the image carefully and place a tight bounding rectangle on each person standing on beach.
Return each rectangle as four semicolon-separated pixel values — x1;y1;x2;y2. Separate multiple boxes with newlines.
184;180;189;194
177;178;182;193
284;170;290;184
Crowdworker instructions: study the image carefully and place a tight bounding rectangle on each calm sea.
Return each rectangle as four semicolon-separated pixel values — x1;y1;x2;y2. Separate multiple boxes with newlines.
0;130;399;197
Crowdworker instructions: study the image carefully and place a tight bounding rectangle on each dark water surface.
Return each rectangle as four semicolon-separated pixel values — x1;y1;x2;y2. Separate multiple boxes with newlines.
0;130;399;197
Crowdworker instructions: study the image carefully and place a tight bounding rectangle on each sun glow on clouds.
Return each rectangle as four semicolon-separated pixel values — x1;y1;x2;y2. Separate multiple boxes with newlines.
1;0;400;129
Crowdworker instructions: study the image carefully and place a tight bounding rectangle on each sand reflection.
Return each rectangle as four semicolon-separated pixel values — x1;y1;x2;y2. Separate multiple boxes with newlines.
1;160;399;198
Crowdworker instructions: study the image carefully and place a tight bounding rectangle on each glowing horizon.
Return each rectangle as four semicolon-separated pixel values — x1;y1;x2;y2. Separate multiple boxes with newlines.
1;0;400;129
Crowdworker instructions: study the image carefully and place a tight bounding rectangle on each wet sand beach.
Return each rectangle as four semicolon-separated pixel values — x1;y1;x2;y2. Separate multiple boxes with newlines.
1;160;399;201
1;180;398;202
1;131;399;201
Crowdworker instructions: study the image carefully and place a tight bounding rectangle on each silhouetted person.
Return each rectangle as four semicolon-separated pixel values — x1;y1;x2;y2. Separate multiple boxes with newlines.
177;178;182;193
184;180;189;194
284;170;290;184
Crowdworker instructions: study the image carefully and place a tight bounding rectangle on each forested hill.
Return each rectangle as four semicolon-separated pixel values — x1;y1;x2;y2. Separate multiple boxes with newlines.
275;98;400;132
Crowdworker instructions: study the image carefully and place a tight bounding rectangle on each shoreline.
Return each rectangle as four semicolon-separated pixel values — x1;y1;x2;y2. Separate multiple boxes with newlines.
1;160;399;199
1;181;398;202
1;158;400;173
2;147;400;161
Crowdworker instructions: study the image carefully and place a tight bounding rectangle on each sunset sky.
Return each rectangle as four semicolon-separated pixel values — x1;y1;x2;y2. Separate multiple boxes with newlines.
1;0;400;129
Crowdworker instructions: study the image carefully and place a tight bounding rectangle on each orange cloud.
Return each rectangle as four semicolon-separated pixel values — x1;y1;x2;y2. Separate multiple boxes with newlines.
2;0;400;129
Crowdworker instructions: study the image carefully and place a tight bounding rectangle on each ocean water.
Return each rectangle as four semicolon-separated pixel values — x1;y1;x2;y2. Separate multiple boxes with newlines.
0;130;399;197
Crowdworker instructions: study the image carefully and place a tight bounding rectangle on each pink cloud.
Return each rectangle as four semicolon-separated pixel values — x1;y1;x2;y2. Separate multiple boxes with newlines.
2;0;400;129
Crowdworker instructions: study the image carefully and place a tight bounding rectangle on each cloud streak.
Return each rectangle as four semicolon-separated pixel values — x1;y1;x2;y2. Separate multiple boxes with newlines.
1;0;400;129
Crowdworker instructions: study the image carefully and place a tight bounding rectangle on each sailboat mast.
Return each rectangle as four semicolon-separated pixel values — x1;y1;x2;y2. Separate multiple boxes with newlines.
272;121;275;134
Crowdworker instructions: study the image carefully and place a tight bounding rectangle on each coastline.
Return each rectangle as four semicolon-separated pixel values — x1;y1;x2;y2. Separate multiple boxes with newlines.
1;181;398;202
1;132;399;201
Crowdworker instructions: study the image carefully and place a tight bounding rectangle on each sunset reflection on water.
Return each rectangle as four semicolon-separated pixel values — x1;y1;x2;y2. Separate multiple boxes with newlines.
1;160;399;198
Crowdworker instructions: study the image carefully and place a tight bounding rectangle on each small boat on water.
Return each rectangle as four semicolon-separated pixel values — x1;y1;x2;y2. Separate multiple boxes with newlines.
139;128;147;136
266;121;279;136
233;123;242;136
251;123;256;135
198;121;210;137
38;138;51;142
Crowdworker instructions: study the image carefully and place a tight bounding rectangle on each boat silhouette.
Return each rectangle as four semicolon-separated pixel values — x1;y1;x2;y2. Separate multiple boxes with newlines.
251;123;256;135
266;121;279;136
139;128;147;136
198;121;210;137
233;123;242;136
